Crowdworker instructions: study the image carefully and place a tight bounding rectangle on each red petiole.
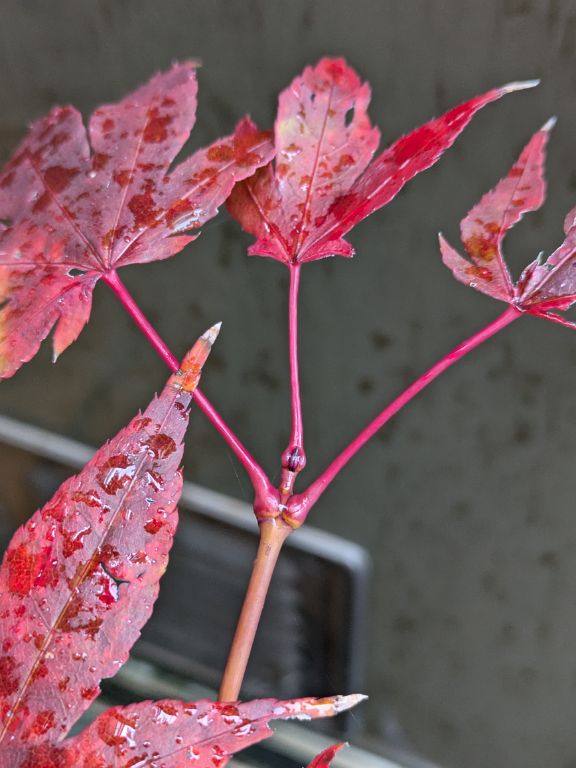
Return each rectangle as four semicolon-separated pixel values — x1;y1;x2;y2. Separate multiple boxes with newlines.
279;263;307;499
287;305;522;524
103;270;276;513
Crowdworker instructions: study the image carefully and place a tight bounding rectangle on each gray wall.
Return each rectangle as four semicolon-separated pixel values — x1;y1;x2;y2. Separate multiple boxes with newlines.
2;2;576;766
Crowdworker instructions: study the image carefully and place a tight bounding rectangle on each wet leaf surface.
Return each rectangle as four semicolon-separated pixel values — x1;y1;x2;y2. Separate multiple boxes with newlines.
63;696;360;768
5;696;362;768
0;327;216;752
0;63;273;378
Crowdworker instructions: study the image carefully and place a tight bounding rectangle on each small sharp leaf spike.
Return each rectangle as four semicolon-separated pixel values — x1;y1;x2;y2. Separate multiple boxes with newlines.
307;743;347;767
228;56;538;266
440;118;576;330
0;64;273;378
0;325;218;757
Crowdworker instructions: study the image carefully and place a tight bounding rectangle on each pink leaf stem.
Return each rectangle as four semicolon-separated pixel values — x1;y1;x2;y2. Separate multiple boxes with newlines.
103;270;276;509
288;305;521;523
104;270;179;371
280;264;306;497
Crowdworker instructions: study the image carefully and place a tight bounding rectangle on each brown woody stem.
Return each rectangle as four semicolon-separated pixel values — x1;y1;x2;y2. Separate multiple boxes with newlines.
218;518;292;701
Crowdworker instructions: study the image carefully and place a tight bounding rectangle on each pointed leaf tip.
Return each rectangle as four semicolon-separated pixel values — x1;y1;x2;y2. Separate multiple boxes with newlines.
331;693;368;712
542;116;558;131
501;78;540;93
202;321;222;346
181;57;202;69
170;324;219;393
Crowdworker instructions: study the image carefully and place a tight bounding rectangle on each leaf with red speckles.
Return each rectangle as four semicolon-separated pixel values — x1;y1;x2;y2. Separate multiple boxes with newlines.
440;118;554;302
228;57;537;266
439;119;576;331
307;743;346;767
0;63;273;378
0;326;217;752
10;696;363;768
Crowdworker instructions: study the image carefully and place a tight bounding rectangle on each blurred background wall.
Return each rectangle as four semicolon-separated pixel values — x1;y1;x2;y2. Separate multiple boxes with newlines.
2;2;576;766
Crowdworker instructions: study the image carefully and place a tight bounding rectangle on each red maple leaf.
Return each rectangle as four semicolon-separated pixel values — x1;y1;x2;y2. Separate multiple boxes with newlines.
440;117;576;330
228;57;536;266
0;326;217;755
0;62;274;378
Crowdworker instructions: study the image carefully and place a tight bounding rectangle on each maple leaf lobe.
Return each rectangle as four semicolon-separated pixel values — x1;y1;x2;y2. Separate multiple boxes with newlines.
229;60;538;269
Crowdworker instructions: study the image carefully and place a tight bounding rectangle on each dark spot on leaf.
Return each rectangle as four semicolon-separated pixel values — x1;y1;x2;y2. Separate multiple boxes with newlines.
144;518;164;534
113;169;131;187
464;234;498;263
97;455;136;495
44;165;79;193
165;198;197;229
158;701;179;718
18;743;65;768
97;710;139;747
207;143;235;163
334;153;354;173
32;191;51;214
71;490;102;509
143;108;173;143
30;660;48;681
186;167;217;188
33;633;46;651
145;433;176;459
133;417;152;430
146;470;164;491
465;264;493;282
29;709;56;737
0;655;19;696
0;170;15;189
6;543;57;596
95;571;119;605
128;189;160;229
92;153;110;171
62;524;92;558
